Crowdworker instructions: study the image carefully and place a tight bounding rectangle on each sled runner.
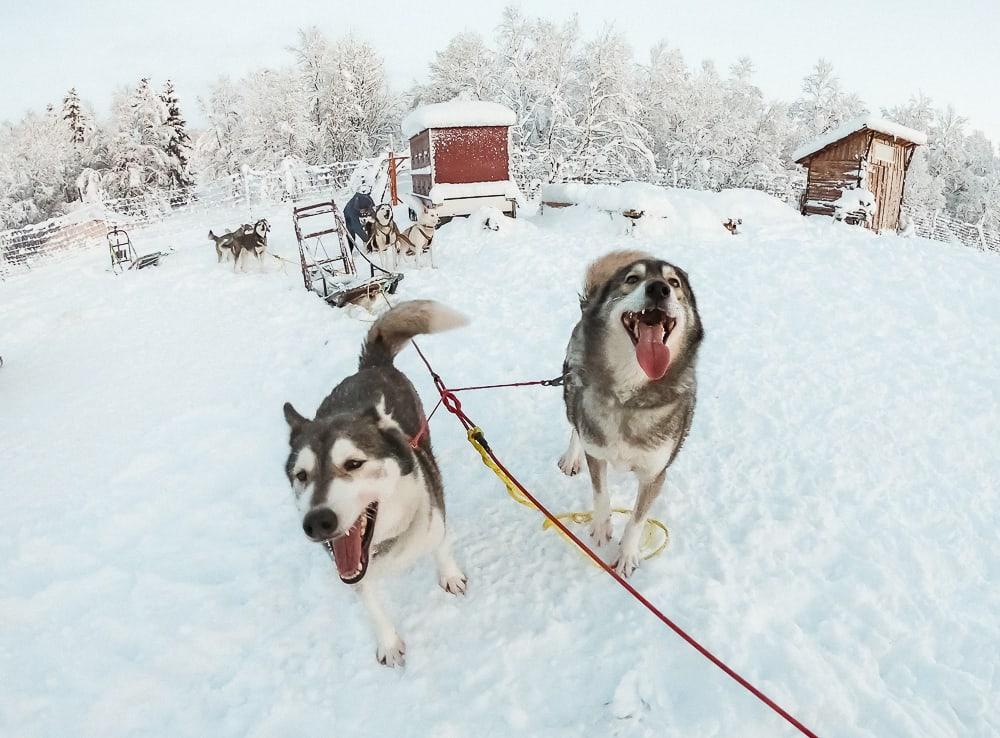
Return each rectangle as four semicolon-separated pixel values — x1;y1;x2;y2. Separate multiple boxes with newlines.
292;199;402;308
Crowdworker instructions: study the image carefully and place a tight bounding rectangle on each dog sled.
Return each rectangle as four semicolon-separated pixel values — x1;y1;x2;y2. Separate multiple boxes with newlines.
292;199;402;308
108;227;169;274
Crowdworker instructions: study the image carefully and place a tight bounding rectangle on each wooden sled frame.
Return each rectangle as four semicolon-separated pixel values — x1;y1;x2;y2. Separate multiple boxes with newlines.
292;199;403;308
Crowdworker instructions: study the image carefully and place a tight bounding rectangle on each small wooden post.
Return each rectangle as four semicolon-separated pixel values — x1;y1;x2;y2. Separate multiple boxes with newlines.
388;151;400;206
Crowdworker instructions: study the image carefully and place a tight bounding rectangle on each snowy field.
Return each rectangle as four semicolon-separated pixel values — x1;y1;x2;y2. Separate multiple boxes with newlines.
1;192;998;738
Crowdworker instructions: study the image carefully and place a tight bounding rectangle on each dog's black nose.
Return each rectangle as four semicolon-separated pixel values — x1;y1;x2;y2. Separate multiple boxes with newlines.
303;508;338;540
646;280;670;301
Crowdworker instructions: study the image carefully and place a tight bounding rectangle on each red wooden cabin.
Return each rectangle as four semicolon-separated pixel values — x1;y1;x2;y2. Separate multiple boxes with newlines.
402;99;518;219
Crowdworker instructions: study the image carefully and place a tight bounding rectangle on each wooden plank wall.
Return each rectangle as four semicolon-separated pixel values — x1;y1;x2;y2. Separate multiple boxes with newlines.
802;131;867;216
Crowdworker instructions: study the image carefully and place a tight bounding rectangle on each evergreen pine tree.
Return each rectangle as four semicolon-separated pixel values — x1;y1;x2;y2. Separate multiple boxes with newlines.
62;87;89;146
160;80;194;193
102;77;173;203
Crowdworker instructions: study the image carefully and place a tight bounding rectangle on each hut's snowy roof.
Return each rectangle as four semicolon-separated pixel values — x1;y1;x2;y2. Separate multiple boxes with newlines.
402;100;516;139
793;116;927;163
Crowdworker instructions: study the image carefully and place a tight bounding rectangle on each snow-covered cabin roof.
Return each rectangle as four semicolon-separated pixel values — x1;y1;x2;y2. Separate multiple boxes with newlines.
401;100;516;139
793;116;927;163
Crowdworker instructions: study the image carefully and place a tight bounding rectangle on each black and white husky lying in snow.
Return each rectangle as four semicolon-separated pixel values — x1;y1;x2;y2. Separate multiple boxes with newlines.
282;300;468;667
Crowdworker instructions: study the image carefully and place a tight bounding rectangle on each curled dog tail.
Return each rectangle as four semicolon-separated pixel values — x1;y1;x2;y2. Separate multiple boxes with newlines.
359;300;467;370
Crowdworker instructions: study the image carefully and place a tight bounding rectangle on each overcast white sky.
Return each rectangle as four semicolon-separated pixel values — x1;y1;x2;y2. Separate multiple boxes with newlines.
2;0;999;144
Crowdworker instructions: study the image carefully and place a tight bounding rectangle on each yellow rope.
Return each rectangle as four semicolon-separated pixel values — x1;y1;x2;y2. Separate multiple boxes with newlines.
465;427;669;562
542;510;670;561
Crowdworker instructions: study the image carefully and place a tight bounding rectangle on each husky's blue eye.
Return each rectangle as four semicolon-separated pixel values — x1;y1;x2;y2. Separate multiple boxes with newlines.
345;459;365;471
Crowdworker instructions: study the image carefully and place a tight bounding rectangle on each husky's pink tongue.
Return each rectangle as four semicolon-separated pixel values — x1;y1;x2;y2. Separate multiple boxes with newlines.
635;322;671;380
331;518;363;578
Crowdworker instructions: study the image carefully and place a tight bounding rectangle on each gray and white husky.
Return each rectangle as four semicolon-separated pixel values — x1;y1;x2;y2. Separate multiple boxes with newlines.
208;218;269;270
282;300;469;667
559;250;704;577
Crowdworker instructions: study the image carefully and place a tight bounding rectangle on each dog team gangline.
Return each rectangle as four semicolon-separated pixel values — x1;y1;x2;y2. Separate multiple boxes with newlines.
346;292;823;737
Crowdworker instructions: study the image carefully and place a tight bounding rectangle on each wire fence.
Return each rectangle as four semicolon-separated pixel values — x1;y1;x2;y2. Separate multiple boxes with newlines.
3;158;997;280
0;160;363;279
900;203;1000;254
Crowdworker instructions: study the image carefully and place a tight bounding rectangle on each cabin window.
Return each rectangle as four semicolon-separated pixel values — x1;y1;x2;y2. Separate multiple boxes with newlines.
871;140;895;164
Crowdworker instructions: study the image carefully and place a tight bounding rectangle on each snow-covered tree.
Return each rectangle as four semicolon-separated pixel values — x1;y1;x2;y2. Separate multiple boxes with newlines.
196;68;310;178
791;59;866;137
899;147;945;217
62;88;92;146
568;26;653;180
417;32;499;105
290;27;334;163
288;28;399;164
637;44;796;189
980;172;1000;233
493;7;581;184
102;78;173;203
161;80;194;193
639;41;690;170
325;35;400;160
0;106;76;227
194;77;246;178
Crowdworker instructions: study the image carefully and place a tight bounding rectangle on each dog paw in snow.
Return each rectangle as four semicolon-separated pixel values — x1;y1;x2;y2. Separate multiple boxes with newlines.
612;552;640;578
557;452;582;476
439;572;468;595
589;516;614;546
376;637;406;668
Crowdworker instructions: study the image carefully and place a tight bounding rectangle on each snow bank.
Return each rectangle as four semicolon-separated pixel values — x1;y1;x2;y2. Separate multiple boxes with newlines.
540;181;801;238
401;99;516;139
542;181;678;215
438;206;534;242
793;116;928;161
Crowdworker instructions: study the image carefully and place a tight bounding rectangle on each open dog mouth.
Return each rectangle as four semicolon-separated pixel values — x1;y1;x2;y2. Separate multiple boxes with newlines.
621;308;676;380
322;502;378;584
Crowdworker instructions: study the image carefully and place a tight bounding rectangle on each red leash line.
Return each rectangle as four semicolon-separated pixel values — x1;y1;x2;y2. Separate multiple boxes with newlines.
406;338;820;738
408;396;443;449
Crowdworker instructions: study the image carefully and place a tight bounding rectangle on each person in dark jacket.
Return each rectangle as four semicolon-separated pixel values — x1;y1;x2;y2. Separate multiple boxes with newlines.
343;184;375;250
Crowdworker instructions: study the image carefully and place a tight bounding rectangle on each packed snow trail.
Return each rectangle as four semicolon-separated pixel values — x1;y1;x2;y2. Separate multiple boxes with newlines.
1;191;998;738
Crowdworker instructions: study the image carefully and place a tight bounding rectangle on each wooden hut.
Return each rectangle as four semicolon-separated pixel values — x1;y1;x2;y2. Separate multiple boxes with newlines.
793;117;926;232
401;99;518;219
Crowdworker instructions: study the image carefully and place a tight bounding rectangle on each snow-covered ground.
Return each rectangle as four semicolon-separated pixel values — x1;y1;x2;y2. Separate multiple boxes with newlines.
1;191;998;738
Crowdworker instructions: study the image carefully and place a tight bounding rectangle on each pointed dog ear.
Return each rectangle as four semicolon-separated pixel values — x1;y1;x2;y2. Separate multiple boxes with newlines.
283;402;308;431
